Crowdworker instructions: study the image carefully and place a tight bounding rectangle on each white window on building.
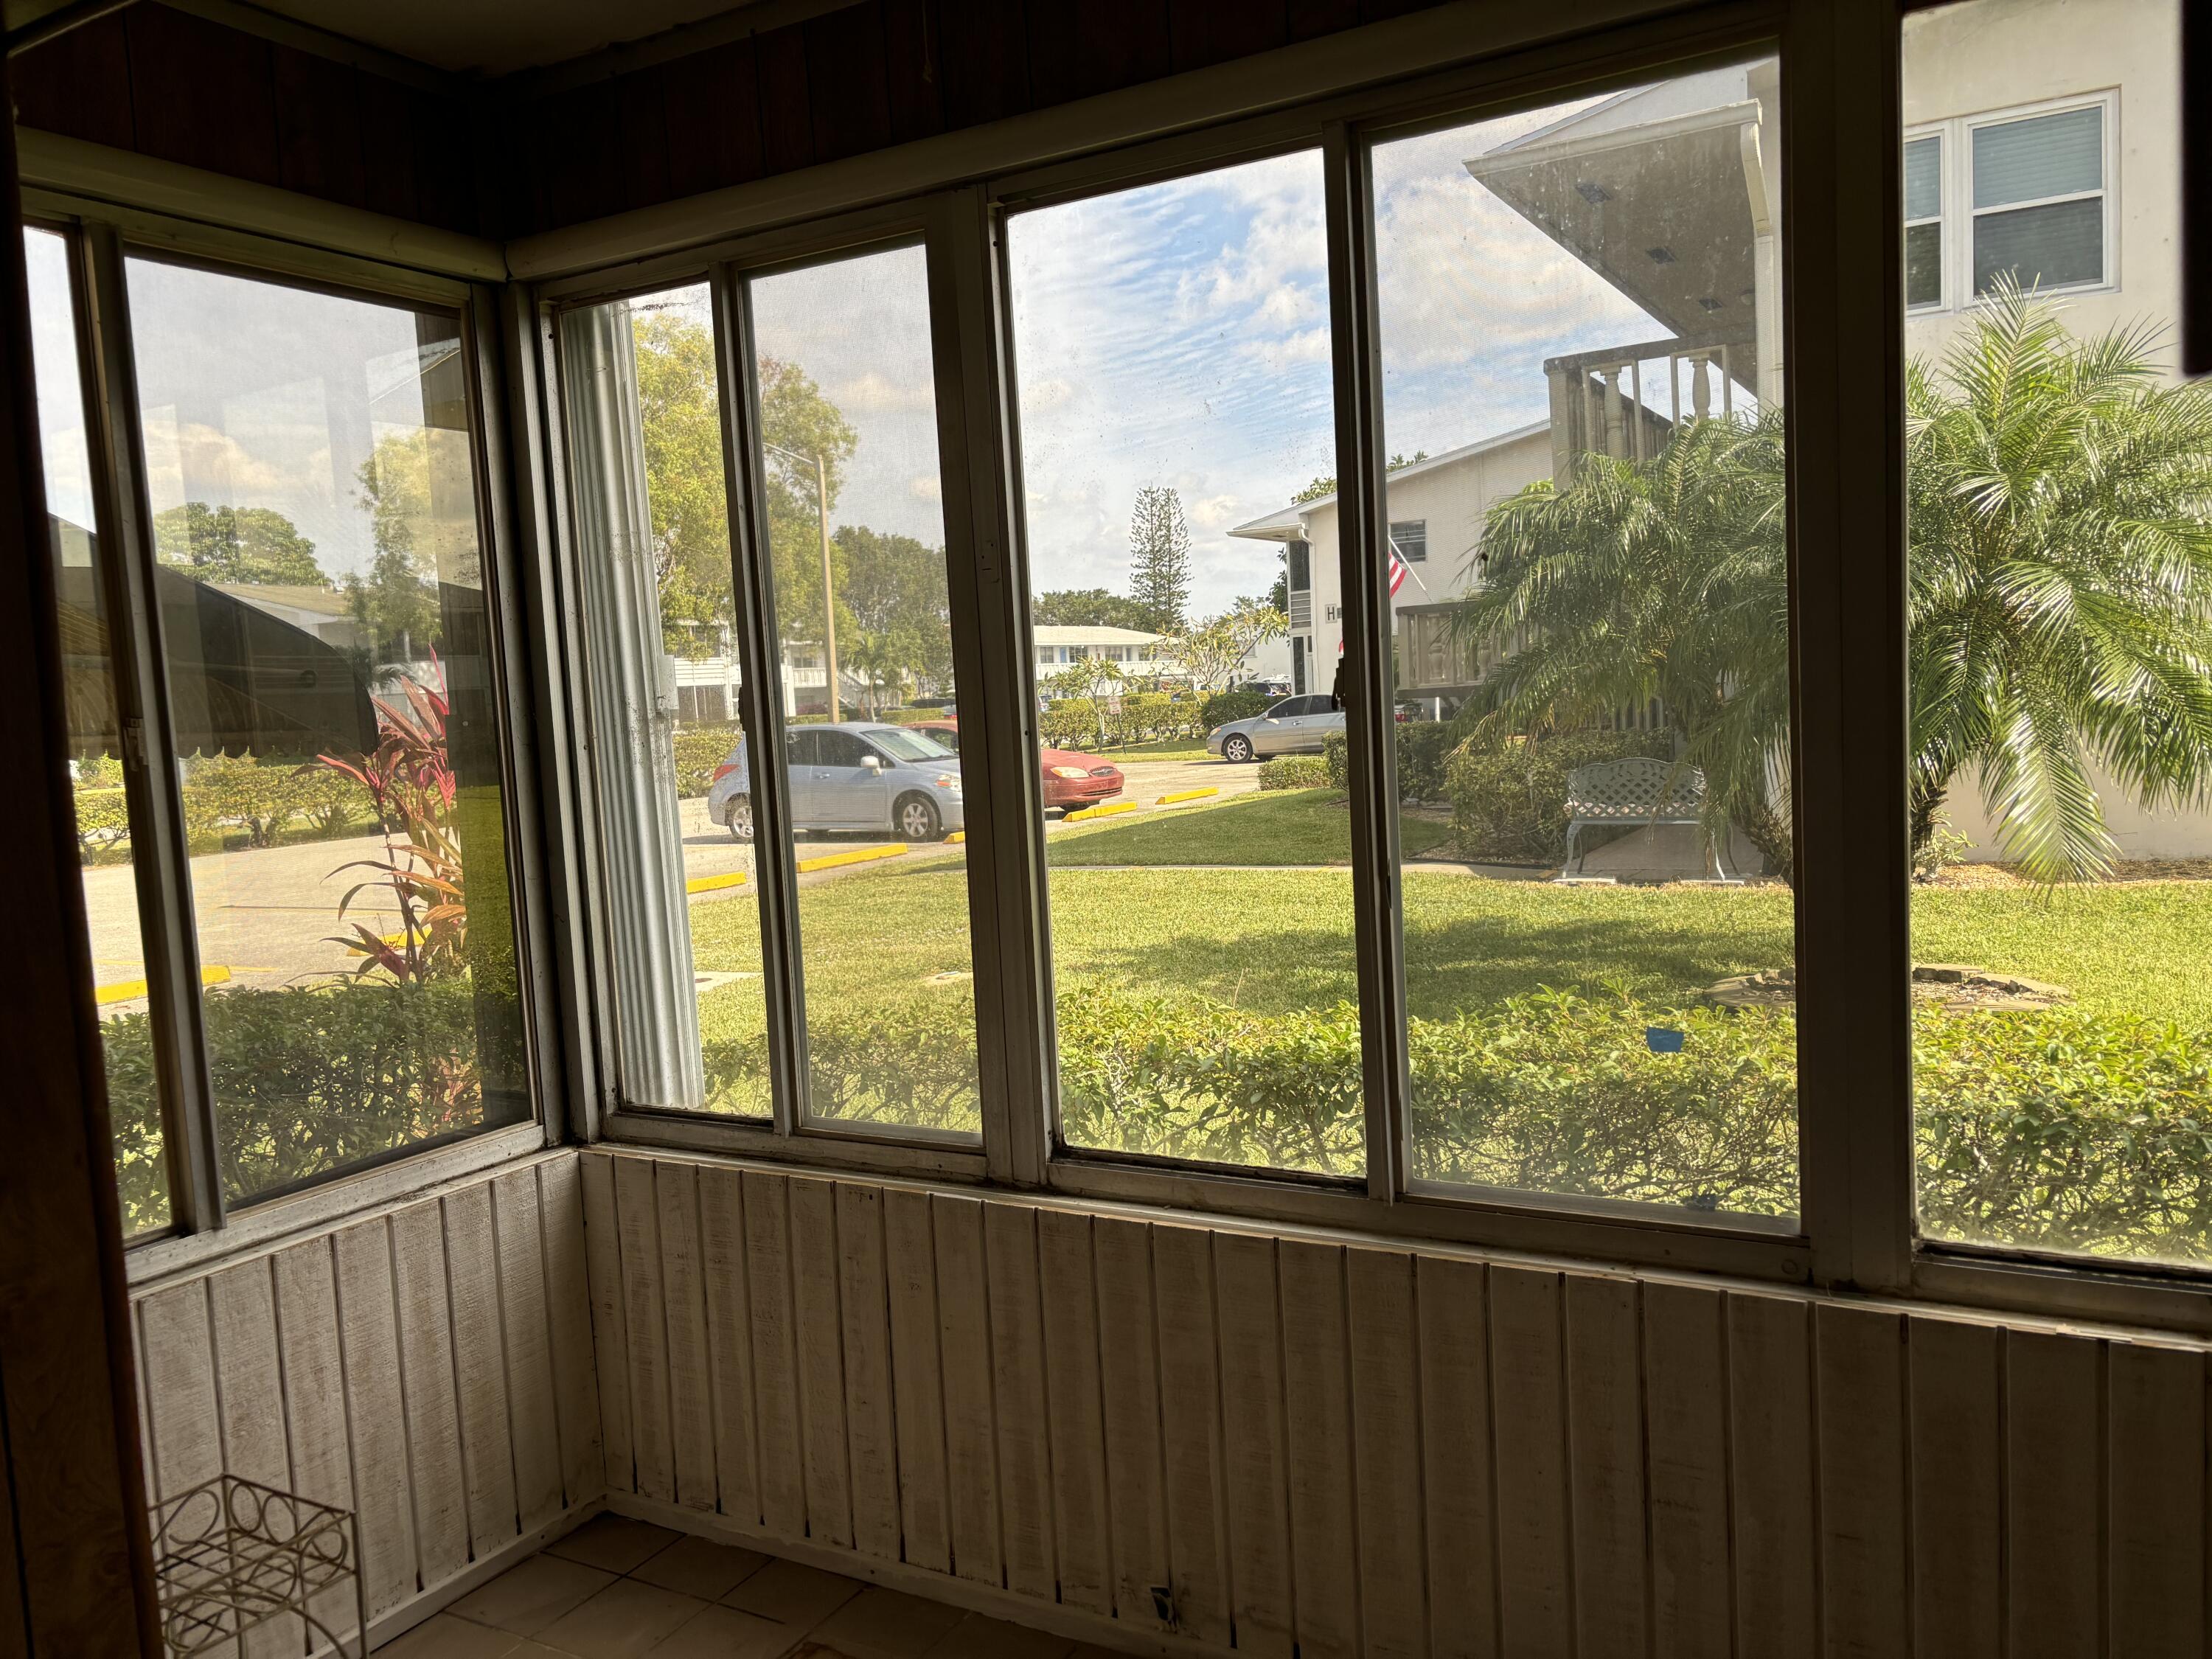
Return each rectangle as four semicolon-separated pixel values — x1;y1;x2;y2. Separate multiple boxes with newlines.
1905;133;1942;307
1906;97;2111;310
1389;518;1427;563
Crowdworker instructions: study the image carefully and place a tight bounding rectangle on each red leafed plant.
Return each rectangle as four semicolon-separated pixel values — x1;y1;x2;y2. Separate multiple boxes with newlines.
310;653;467;982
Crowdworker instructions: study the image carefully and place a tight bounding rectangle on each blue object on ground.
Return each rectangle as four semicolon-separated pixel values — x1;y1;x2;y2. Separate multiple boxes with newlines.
1645;1026;1686;1054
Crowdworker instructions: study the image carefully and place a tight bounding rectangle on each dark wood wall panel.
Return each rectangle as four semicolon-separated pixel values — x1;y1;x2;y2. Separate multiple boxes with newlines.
14;3;487;236
13;0;1467;245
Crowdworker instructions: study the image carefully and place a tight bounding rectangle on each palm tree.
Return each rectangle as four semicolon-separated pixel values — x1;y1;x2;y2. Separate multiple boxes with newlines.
1450;408;1795;879
1906;281;2212;880
1453;281;2212;884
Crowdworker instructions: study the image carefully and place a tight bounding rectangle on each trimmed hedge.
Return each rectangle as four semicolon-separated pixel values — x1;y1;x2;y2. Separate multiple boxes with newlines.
1201;689;1271;730
673;721;744;798
1040;693;1204;752
1258;755;1329;790
1322;721;1460;804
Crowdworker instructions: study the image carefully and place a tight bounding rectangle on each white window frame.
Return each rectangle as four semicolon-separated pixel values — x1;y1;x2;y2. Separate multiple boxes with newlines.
1902;130;1944;313
1905;89;2119;314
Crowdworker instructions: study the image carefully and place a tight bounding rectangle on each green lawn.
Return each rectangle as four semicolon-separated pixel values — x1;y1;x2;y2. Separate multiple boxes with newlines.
1046;786;1453;866
689;839;2212;1046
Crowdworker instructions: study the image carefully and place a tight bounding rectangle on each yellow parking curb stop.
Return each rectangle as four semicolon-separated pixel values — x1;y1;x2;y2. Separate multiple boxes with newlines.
97;964;232;1006
686;871;748;894
1155;787;1219;805
1065;801;1139;821
796;843;909;874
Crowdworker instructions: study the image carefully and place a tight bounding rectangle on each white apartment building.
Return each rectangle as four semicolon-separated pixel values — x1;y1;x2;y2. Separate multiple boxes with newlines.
1237;0;2199;857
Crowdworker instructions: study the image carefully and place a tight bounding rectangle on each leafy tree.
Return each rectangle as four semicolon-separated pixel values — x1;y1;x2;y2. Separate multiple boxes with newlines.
351;427;479;661
1454;284;2212;886
632;310;733;657
1032;588;1158;631
838;524;952;700
1289;452;1430;506
757;355;858;661
1127;484;1192;633
154;502;324;585
1169;598;1290;695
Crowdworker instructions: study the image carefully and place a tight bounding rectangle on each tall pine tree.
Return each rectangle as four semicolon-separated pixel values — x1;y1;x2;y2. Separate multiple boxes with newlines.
1127;484;1192;633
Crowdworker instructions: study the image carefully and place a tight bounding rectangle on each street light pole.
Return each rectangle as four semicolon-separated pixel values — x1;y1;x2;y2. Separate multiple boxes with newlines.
763;439;840;723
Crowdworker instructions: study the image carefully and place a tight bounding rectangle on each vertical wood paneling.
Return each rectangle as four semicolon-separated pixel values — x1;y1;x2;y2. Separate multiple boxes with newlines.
491;1168;564;1532
1279;1237;1358;1659
1815;1305;1909;1659
1416;1255;1498;1659
1908;1318;2002;1659
2107;1341;2204;1659
2008;1328;2104;1659
655;1162;717;1513
984;1203;1056;1602
1564;1274;1647;1659
331;1217;416;1618
835;1183;901;1562
390;1200;467;1587
1213;1233;1293;1659
933;1193;1003;1588
1726;1292;1817;1655
935;0;1030;128
540;1156;603;1508
354;70;424;223
1348;1248;1428;1659
271;46;366;208
613;1155;675;1505
754;23;814;174
803;0;892;163
1025;0;1173;106
1037;1209;1113;1617
442;1184;518;1557
880;0;945;143
579;1153;635;1493
698;1167;762;1526
272;1239;358;1640
10;13;135;150
743;1170;807;1537
1093;1214;1169;1626
883;1187;950;1571
1153;1223;1231;1648
209;1261;294;1659
1170;0;1290;71
662;41;765;198
1489;1266;1571;1659
140;1281;234;1659
1641;1282;1731;1659
124;4;279;187
790;1177;854;1548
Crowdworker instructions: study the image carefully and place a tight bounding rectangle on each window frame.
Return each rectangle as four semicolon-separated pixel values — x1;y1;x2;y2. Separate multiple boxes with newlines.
20;195;558;1280
521;0;2212;1336
1902;88;2119;313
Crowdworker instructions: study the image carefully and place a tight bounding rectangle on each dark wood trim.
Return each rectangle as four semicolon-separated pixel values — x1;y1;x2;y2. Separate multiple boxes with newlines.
0;81;159;1659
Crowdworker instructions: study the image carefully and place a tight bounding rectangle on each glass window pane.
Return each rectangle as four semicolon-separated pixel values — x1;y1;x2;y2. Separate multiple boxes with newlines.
1376;60;1796;1217
1907;0;2209;1265
125;257;530;1205
1906;220;1944;307
1007;149;1362;1177
1972;197;2104;293
27;228;171;1234
745;245;981;1136
1972;105;2102;209
1905;134;1943;222
559;284;778;1116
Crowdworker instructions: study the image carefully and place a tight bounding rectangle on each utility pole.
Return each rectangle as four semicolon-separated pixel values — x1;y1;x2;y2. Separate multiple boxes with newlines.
814;448;839;722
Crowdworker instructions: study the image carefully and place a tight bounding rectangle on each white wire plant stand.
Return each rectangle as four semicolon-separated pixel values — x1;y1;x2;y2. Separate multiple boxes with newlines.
149;1475;369;1658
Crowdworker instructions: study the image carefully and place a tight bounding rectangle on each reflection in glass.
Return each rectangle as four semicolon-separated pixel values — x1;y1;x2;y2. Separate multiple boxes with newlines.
1007;150;1363;1176
1374;64;1797;1216
746;246;981;1135
560;284;776;1117
1906;0;2212;1265
125;257;529;1205
27;228;172;1232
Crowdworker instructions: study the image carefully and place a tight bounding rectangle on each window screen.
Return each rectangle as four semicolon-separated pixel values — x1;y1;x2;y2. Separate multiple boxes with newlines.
1972;105;2105;293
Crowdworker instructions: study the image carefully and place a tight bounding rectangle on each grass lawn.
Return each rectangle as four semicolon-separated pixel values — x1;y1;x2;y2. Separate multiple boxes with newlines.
689;785;2212;1065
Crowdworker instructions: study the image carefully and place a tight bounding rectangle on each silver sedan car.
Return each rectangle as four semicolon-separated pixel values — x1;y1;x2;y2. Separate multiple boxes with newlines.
709;723;967;841
1206;693;1346;762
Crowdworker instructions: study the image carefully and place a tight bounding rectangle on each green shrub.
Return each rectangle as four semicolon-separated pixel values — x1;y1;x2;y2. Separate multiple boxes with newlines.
1321;721;1461;802
1258;755;1329;790
72;784;131;856
1201;689;1270;731
1041;698;1101;750
673;722;744;798
99;978;509;1226
703;998;981;1130
1444;729;1674;862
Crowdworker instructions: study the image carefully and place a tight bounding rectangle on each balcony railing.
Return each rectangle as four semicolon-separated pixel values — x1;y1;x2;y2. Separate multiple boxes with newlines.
1543;335;1747;483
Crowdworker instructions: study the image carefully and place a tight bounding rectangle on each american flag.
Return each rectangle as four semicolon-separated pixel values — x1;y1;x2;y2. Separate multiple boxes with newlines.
1388;535;1426;597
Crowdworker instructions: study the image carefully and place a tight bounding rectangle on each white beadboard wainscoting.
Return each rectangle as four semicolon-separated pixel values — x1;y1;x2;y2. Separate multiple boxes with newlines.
579;1147;2211;1659
130;1152;606;1655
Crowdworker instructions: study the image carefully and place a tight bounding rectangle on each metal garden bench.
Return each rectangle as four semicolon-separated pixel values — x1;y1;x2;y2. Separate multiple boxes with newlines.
1562;756;1728;879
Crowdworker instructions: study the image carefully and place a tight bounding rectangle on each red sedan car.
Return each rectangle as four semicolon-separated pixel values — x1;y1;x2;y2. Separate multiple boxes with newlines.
913;720;1124;812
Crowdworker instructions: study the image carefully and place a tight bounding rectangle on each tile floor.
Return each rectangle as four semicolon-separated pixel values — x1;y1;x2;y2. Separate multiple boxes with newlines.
380;1512;1130;1659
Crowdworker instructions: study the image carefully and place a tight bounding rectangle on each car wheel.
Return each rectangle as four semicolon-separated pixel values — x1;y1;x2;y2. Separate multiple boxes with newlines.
1222;734;1255;762
725;797;754;843
895;793;943;841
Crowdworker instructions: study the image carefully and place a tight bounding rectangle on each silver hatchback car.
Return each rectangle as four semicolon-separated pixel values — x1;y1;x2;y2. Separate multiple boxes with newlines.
709;723;967;842
1206;693;1347;762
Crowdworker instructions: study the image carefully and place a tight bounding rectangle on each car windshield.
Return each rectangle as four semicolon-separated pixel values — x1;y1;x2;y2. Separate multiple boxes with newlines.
868;728;957;763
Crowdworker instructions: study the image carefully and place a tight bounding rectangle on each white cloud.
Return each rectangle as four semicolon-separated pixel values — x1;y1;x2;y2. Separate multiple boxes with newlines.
1186;493;1244;531
836;369;937;414
909;473;942;502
